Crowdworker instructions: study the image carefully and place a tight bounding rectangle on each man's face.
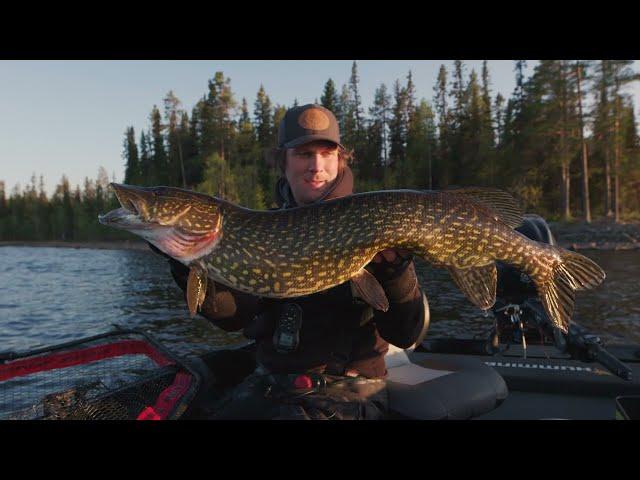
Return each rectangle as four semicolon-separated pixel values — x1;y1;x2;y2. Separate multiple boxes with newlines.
285;140;340;205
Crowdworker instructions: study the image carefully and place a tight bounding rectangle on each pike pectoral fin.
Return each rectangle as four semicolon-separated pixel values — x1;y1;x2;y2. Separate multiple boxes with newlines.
351;268;390;312
447;263;497;310
187;265;209;317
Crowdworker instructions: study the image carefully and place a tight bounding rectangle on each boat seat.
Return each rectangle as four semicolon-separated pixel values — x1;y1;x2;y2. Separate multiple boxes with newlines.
384;344;508;419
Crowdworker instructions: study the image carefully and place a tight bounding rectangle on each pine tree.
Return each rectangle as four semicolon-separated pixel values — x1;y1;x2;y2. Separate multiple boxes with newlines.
37;175;50;240
389;80;407;170
494;93;505;146
575;60;592;222
198;153;239;203
450;60;468;128
150;105;168;185
163;90;186;187
449;61;469;185
514;60;528;104
480;61;495;147
198;73;237;197
0;181;6;217
38;175;47;203
348;61;367;170
558;60;576;220
254;85;274;148
406;99;438;189
405;70;416;123
509;60;529;142
260;104;287;204
349;61;363;133
337;84;352;145
139;130;153;186
433;65;450;187
460;69;490;186
59;175;74;241
611;60;639;221
369;83;391;169
320;78;339;112
529;60;578;219
239;97;252;132
235;97;264;208
202;72;237;162
620;100;640;214
123;126;140;185
591;60;614;217
273;105;287;141
184;103;204;188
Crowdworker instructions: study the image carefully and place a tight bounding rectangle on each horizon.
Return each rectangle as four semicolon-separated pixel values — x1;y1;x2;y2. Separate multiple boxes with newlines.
1;60;638;197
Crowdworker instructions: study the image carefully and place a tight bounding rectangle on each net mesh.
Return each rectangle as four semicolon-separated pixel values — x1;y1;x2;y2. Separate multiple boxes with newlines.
0;332;198;420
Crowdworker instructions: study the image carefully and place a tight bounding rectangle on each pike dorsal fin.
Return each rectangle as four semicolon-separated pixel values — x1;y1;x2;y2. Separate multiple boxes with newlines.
447;263;497;311
446;187;524;229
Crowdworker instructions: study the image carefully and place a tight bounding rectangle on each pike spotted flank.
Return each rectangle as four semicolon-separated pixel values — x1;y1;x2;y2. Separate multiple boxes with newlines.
99;184;605;333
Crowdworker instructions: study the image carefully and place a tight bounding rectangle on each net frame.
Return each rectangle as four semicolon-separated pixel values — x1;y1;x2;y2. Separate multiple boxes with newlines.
0;328;202;420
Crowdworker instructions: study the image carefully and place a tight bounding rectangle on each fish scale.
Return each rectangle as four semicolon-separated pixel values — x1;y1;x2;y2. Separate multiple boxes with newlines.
99;184;606;333
202;190;509;296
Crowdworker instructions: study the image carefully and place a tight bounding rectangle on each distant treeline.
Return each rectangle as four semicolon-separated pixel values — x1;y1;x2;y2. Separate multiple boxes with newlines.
1;60;639;242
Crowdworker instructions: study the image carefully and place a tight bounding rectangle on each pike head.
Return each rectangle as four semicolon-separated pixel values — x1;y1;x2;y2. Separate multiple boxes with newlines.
98;183;222;264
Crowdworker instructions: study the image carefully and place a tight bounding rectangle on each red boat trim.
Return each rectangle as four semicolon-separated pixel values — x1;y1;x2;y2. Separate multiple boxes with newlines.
137;406;162;420
0;340;173;382
137;372;192;420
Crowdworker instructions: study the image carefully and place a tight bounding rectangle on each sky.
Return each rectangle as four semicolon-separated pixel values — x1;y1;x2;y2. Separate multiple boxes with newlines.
1;60;638;197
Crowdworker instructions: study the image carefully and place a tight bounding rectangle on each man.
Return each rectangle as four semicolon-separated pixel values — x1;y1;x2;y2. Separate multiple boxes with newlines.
156;104;429;419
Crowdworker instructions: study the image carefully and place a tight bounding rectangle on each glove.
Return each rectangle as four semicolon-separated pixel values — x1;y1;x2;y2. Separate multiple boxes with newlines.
368;248;414;282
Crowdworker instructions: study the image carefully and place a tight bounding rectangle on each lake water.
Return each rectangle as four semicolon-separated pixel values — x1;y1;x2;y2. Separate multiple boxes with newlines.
1;246;639;359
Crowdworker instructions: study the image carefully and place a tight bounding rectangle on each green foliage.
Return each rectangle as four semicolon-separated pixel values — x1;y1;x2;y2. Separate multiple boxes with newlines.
123;127;140;185
3;61;640;243
320;79;339;112
0;170;132;242
254;85;273;148
150;105;168;185
197;153;239;204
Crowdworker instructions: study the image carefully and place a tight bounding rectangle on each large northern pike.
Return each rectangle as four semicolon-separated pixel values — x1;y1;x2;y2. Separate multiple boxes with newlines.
99;183;605;333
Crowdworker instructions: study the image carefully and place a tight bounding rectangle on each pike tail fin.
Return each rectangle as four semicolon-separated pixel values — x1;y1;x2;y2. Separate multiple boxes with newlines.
537;249;605;333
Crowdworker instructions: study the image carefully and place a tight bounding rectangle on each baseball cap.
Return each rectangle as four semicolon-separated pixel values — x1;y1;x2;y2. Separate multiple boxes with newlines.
277;104;345;149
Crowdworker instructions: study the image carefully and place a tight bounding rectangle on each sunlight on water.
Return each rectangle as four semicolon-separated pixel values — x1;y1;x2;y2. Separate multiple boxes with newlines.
0;246;638;358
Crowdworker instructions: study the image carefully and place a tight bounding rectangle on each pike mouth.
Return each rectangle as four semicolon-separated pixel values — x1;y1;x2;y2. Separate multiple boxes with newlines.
111;184;148;218
120;197;139;215
98;183;153;229
98;208;220;262
97;207;155;230
99;182;222;262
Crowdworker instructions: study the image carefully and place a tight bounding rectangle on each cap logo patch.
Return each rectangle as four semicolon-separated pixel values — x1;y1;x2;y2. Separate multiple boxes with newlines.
298;109;330;131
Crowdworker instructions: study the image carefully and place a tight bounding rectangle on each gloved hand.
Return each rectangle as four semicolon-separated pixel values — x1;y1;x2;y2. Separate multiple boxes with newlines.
368;248;414;281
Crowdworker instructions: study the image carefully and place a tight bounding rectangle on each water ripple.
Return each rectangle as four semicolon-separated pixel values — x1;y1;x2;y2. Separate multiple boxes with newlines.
0;246;638;355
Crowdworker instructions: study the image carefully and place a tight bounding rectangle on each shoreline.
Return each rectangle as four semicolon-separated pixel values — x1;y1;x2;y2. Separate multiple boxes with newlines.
2;220;640;252
0;240;149;251
549;219;640;251
1;240;639;253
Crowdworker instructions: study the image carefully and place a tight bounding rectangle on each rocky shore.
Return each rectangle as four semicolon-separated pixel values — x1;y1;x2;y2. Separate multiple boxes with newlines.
550;219;640;251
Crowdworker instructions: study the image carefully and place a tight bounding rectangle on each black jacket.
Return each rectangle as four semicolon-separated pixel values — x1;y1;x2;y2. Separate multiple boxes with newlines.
159;167;427;378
